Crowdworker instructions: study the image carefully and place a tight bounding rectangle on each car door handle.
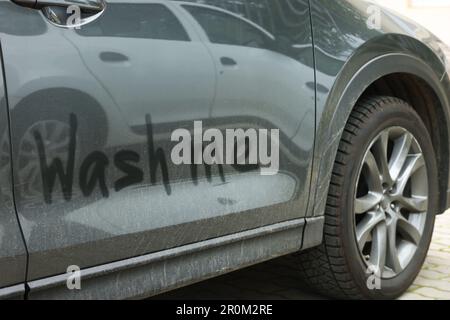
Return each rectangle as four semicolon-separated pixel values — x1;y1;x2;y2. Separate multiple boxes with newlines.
220;57;238;67
12;0;105;12
12;0;106;28
100;52;129;63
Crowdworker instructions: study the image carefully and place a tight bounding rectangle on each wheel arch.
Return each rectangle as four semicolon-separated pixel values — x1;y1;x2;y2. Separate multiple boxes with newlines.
310;52;450;218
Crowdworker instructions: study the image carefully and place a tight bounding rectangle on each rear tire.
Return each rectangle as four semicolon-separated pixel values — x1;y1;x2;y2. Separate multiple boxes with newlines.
296;96;438;299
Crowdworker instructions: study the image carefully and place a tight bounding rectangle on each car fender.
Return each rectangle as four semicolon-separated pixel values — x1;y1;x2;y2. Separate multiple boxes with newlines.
309;35;450;218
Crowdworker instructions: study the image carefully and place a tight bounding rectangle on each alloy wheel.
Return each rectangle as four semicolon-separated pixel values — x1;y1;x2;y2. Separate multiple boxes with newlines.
354;126;428;279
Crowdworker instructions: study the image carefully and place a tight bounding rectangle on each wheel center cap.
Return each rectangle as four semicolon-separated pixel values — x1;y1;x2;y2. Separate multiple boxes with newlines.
381;196;391;211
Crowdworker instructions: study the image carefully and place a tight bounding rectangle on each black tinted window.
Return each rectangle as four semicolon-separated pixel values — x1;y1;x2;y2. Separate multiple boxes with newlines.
77;4;190;41
182;5;271;49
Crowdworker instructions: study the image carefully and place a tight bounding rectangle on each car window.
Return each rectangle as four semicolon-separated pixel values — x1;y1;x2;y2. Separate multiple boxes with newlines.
182;5;272;49
174;0;313;65
76;3;190;41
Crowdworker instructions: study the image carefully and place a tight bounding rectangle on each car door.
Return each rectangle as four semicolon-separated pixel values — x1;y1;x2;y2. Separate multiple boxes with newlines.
0;51;27;298
68;1;215;128
0;0;315;285
0;0;219;281
172;0;316;219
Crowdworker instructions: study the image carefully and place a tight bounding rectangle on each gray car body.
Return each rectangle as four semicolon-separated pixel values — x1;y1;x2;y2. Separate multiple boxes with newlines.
0;0;449;299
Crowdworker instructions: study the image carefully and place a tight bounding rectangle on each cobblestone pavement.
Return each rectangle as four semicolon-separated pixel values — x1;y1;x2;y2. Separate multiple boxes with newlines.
155;213;450;300
399;212;450;300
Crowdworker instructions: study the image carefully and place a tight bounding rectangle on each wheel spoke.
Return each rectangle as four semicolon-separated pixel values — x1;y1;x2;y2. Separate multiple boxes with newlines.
363;150;383;193
396;154;425;194
355;193;382;214
398;195;428;212
372;130;393;186
389;132;413;182
397;215;421;245
356;211;385;249
386;218;403;273
370;222;387;274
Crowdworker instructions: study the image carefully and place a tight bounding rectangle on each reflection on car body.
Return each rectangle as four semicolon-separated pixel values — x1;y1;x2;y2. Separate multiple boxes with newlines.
0;0;450;300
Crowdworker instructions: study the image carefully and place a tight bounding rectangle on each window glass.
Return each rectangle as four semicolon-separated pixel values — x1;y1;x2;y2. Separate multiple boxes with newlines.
182;5;271;49
77;4;190;41
175;0;313;64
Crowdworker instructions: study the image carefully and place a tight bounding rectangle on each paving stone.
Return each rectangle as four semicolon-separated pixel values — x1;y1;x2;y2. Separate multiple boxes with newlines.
399;293;435;300
429;265;450;275
413;277;450;292
414;287;450;300
417;269;447;280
